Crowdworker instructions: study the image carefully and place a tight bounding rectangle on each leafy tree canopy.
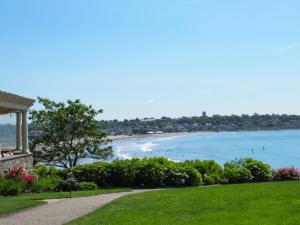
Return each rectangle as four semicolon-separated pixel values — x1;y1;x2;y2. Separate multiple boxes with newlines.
30;97;113;168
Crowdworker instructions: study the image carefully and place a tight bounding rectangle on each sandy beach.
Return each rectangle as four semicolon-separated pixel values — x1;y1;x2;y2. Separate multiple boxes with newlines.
108;131;214;141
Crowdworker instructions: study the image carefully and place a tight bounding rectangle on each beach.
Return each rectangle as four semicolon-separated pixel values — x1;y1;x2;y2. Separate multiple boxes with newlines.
108;131;213;141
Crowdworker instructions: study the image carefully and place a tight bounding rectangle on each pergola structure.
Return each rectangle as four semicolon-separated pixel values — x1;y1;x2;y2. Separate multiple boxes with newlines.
0;90;35;157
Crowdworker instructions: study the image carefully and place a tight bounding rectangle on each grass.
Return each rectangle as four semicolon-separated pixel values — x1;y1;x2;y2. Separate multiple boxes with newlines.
66;182;300;225
0;188;131;217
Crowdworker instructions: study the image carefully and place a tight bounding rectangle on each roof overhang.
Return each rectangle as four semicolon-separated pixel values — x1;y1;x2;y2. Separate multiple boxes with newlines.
0;90;35;114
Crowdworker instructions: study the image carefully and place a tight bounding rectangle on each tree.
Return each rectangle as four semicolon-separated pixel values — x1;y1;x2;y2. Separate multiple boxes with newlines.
30;97;113;168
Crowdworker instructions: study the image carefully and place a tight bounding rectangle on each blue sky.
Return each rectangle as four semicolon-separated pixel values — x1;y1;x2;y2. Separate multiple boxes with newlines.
1;0;300;120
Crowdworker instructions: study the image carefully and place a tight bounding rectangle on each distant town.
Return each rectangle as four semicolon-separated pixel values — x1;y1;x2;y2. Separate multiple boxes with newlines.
2;113;300;144
99;112;300;136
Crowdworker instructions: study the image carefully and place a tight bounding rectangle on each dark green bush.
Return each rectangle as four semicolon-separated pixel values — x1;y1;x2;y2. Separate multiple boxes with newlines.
33;165;60;178
224;158;271;183
56;178;81;192
225;167;253;183
202;174;216;185
70;157;202;188
55;173;81;192
0;178;25;196
79;182;98;190
133;158;168;187
71;162;110;186
182;160;224;185
108;159;139;186
31;177;62;193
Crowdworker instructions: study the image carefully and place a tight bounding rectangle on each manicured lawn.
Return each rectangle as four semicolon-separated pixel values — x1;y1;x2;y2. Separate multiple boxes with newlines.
66;182;300;225
0;188;131;217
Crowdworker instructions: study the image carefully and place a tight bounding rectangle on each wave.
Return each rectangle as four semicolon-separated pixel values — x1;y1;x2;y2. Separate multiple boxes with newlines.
154;136;180;142
140;142;157;152
115;146;132;160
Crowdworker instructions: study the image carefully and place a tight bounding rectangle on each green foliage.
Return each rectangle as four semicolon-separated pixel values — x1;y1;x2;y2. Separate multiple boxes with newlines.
224;168;253;183
182;160;224;185
29;97;113;168
79;182;98;190
69;162;110;187
202;174;217;185
70;157;202;188
30;177;62;193
244;159;272;182
56;179;81;192
0;178;25;196
66;157;272;186
224;158;272;183
33;165;60;178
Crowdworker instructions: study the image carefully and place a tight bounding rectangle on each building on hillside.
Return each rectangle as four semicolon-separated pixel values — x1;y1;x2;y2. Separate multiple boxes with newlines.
0;90;35;173
202;111;207;117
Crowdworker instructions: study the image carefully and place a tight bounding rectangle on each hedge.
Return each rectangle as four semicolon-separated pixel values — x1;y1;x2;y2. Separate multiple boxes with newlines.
67;157;202;188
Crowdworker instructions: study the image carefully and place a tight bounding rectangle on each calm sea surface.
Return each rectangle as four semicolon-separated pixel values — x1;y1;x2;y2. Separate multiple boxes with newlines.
110;130;300;168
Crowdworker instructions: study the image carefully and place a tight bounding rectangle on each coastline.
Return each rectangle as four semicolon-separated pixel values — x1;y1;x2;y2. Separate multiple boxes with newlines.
108;128;300;142
108;131;213;141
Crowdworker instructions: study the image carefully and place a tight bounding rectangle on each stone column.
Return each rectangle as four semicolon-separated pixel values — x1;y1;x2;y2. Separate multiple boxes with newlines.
16;112;22;151
21;109;30;154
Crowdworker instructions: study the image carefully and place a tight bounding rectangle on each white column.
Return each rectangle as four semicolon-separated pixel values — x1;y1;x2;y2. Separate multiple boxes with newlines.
16;112;22;151
21;109;30;154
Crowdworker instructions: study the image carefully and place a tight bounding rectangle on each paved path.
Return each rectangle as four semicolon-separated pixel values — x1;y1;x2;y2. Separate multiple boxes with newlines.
0;190;153;225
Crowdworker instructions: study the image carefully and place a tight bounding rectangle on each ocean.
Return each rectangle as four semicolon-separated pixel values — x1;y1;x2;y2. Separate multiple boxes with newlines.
110;129;300;168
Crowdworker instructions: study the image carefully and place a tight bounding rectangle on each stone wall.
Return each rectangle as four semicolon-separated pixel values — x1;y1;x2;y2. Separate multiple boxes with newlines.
0;154;33;174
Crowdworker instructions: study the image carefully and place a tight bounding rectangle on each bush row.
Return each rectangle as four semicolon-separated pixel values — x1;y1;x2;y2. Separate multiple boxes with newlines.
2;158;299;195
62;157;300;187
62;158;202;188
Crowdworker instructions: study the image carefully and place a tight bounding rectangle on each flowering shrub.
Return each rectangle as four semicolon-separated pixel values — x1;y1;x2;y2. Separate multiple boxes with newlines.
272;167;300;181
224;158;272;183
8;166;37;184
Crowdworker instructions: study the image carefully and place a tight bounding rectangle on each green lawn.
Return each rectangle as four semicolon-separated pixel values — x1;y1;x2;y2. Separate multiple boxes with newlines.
66;182;300;225
0;188;131;217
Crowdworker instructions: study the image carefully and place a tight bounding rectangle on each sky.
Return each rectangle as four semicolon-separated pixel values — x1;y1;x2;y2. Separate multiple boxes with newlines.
1;0;300;120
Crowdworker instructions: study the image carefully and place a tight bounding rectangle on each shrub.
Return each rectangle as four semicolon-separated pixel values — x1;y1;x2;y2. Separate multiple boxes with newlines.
224;158;271;183
0;178;25;196
133;158;168;187
80;182;98;190
71;162;110;186
31;177;62;193
33;165;60;178
8;166;37;188
55;173;81;192
164;165;202;187
272;167;300;181
225;167;253;183
182;160;224;185
70;157;202;188
108;159;139;187
202;174;216;185
56;179;81;192
183;160;223;175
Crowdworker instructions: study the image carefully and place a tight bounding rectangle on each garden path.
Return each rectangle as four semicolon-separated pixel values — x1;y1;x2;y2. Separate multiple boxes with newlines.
0;189;154;225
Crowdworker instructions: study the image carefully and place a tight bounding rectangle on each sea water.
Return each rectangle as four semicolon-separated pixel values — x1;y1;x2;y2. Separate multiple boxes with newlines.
110;129;300;168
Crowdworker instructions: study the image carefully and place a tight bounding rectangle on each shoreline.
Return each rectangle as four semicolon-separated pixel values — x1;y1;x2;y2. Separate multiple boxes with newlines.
108;131;213;141
108;128;300;141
